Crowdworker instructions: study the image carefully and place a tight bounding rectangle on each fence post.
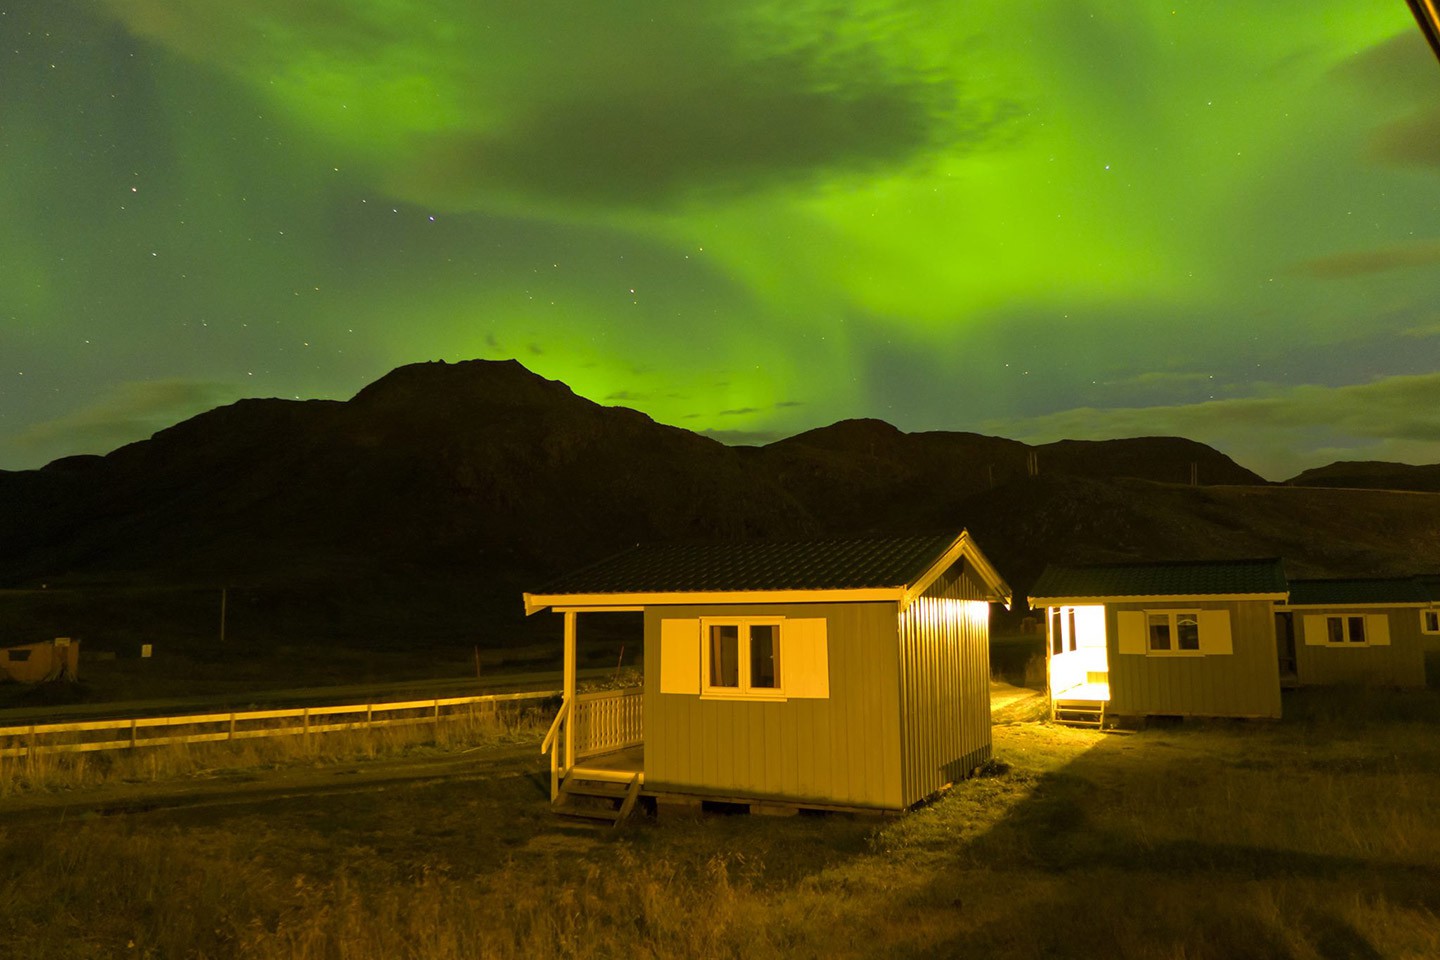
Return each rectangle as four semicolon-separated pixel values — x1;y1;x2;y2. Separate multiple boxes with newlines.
228;713;236;740
130;719;138;749
303;708;310;750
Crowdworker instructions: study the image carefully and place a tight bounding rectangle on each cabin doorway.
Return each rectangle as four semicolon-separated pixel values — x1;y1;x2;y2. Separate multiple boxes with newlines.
1275;612;1297;684
1048;605;1110;701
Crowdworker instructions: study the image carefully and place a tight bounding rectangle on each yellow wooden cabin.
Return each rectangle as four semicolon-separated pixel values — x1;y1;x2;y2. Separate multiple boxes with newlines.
1280;577;1435;688
0;637;79;684
1029;560;1289;725
523;531;1011;822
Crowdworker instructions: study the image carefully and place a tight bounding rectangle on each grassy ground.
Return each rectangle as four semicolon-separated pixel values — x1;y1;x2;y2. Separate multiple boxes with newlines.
3;688;1439;959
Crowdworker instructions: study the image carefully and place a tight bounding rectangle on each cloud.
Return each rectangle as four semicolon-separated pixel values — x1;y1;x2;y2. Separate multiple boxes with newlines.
1291;240;1440;278
985;373;1440;480
16;379;233;463
1367;106;1440;169
99;0;1017;210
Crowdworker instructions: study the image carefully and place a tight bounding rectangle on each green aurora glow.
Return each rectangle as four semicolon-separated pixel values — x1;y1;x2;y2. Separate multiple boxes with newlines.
3;1;1439;478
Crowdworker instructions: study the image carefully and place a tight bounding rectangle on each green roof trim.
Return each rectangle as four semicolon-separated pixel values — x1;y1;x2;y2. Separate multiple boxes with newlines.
1029;558;1288;602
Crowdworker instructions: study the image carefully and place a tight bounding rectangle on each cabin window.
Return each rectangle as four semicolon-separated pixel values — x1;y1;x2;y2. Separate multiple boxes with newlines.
1301;613;1390;648
1147;612;1200;653
702;619;784;698
1324;615;1367;644
1422;611;1440;635
7;649;31;662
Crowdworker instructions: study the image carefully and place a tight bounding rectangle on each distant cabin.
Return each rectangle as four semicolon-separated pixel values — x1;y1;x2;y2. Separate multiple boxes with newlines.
1281;577;1434;688
0;637;79;684
1029;560;1288;724
523;531;1011;820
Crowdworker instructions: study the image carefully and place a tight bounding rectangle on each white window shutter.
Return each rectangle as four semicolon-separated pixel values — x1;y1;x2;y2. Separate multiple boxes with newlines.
1302;615;1329;646
1116;611;1147;655
1367;614;1391;646
781;618;829;699
659;619;700;694
1197;610;1232;655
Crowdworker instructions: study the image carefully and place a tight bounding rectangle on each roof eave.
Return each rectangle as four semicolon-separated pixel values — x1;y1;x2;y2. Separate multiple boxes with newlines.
524;586;909;615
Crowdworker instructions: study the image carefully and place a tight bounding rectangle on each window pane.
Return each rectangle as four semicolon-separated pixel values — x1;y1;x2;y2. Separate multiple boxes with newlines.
1051;609;1063;655
709;624;739;687
1347;616;1366;643
1067;609;1078;652
1177;615;1200;651
1426;612;1439;633
1327;617;1345;644
1148;614;1171;651
749;624;779;688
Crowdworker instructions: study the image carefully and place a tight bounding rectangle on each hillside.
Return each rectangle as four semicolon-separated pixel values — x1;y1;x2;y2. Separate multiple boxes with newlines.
1287;460;1440;493
2;358;1438;654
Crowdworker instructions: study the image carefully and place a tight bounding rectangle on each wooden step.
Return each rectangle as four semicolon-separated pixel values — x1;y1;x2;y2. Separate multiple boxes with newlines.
553;774;643;827
1053;699;1106;729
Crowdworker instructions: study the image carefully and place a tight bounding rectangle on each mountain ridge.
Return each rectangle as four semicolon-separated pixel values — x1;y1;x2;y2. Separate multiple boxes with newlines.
3;358;1439;647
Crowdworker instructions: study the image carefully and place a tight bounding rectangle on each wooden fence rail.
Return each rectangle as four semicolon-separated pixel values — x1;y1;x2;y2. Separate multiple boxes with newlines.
0;689;561;759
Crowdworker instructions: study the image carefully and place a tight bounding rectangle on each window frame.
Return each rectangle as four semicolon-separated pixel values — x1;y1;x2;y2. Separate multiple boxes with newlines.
1322;614;1370;646
1422;610;1440;635
699;617;786;700
1144;609;1203;657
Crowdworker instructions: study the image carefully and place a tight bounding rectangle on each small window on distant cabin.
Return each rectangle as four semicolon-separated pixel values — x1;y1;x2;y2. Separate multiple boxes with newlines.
1143;611;1203;655
703;620;783;697
1176;614;1201;651
1148;613;1172;651
1324;615;1370;644
7;649;31;662
749;624;779;689
1423;611;1440;635
708;624;740;688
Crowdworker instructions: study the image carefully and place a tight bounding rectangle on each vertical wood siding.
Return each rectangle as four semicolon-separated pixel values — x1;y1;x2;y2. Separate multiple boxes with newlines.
643;601;903;809
1108;600;1281;718
1293;609;1426;687
896;567;992;806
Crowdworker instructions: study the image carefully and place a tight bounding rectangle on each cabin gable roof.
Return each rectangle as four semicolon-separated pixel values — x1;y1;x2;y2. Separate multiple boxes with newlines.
1286;576;1432;607
1029;558;1288;605
525;531;1010;614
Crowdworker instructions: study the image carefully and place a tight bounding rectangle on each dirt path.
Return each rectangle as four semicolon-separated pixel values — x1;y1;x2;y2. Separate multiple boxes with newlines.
0;739;545;824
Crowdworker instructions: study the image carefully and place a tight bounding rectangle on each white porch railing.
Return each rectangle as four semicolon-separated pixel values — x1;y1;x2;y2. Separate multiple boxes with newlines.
542;687;643;800
573;687;643;759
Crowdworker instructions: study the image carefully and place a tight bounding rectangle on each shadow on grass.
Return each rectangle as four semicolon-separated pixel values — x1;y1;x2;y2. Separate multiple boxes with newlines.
908;715;1440;960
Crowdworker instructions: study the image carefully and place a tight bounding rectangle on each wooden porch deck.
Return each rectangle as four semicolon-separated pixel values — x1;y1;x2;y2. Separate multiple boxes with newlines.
1053;681;1111;702
570;744;644;784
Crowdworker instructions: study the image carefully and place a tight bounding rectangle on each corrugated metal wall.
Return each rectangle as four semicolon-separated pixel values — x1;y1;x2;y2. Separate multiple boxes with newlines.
895;566;992;806
643;601;904;809
1294;609;1427;687
1108;600;1281;718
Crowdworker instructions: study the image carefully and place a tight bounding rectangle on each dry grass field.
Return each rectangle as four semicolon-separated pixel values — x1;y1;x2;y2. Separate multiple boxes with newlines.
3;688;1439;959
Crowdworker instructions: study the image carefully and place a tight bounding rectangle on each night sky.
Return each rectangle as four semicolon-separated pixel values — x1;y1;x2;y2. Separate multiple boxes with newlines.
4;2;1439;479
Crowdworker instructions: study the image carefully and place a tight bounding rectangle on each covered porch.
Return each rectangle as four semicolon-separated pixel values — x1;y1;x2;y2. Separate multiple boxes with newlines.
538;609;646;823
1044;604;1110;727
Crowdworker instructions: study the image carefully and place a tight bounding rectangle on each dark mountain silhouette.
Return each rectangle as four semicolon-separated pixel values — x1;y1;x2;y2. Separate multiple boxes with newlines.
3;359;1439;649
1287;460;1440;493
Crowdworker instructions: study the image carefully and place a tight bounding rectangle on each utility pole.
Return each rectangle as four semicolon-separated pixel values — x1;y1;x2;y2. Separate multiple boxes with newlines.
219;586;228;645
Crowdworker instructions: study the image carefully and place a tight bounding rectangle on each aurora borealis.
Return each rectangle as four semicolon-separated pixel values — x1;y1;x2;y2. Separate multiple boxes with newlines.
3;2;1439;478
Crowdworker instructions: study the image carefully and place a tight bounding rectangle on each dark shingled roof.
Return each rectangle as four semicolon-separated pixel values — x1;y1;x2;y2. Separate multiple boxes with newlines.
1288;577;1431;606
1030;558;1288;601
532;534;962;595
